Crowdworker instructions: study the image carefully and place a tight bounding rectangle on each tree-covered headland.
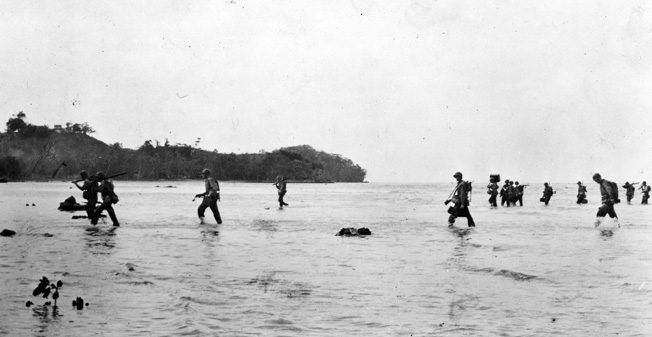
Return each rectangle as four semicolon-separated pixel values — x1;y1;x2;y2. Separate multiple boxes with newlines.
0;113;366;182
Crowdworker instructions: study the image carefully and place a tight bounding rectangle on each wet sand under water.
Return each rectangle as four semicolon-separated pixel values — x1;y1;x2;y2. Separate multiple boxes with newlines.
1;181;651;336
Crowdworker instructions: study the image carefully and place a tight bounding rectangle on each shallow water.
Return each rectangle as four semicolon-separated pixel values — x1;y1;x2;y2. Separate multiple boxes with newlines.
1;181;651;336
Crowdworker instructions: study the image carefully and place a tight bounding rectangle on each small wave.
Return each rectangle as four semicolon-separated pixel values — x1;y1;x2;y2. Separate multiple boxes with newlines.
463;266;538;281
495;269;537;281
179;296;227;306
248;271;313;298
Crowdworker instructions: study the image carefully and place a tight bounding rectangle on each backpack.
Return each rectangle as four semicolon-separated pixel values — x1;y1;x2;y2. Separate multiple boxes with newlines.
605;180;619;203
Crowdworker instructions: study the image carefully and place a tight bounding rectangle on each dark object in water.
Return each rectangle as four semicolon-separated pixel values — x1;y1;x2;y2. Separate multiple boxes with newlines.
72;297;84;310
32;276;50;297
26;301;33;307
42;233;54;237
32;203;36;206
72;215;106;219
336;227;372;236
357;227;372;235
59;196;89;212
1;229;16;237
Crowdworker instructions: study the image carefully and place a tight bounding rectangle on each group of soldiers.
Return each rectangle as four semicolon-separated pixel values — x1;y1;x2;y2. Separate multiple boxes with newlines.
73;171;120;226
486;178;528;207
72;167;648;230
73;168;290;226
447;172;651;228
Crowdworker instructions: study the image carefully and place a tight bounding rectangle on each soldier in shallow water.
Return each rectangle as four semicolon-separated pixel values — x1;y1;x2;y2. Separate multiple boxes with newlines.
91;172;120;226
487;179;499;207
593;173;619;228
576;181;588;204
446;171;475;227
640;181;650;204
622;182;637;204
514;181;526;206
275;176;289;209
196;168;222;224
73;170;98;218
500;180;510;207
540;182;554;206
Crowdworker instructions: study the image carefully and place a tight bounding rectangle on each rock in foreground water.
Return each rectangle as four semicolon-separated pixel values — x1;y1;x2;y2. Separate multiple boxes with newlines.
1;229;16;237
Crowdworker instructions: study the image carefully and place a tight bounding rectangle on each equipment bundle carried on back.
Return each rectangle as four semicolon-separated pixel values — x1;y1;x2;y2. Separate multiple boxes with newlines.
607;180;620;203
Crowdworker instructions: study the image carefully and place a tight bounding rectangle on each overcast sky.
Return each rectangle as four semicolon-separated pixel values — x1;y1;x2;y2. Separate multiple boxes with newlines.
1;0;651;182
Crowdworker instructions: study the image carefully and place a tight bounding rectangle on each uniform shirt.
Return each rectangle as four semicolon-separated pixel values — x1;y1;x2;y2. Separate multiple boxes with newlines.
599;180;615;204
487;182;498;195
276;181;287;193
98;180;114;197
453;181;470;205
205;177;220;195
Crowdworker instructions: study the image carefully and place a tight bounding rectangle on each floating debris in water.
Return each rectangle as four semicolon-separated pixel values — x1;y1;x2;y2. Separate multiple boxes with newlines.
336;227;372;236
25;301;33;307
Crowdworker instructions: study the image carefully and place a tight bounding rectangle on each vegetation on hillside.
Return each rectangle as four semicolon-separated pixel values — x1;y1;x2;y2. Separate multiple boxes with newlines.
0;113;366;182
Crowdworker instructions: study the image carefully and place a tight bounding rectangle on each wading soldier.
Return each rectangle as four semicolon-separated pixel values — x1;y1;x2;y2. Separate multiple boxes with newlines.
640;181;650;204
275;176;289;209
196;168;222;224
91;172;120;226
593;173;619;228
73;170;98;218
446;171;475;227
576;181;588;204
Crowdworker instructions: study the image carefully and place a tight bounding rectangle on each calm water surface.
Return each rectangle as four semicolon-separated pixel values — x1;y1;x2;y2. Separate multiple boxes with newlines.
1;181;651;336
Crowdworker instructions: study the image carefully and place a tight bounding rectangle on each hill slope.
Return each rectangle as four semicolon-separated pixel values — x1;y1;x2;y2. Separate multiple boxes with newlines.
0;132;366;182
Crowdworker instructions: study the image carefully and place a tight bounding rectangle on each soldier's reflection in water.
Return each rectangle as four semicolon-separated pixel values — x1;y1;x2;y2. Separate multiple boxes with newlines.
84;226;117;255
31;304;60;336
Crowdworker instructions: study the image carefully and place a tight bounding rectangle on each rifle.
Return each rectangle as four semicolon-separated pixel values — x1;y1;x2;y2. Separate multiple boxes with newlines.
445;181;472;205
72;171;127;184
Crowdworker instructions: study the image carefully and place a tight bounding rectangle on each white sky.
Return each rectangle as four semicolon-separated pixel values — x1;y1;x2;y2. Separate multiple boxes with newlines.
1;0;651;182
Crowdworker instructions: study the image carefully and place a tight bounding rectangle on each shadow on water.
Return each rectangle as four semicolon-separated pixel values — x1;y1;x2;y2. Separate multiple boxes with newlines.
448;225;474;239
84;226;117;255
31;304;61;335
250;219;279;232
200;225;220;244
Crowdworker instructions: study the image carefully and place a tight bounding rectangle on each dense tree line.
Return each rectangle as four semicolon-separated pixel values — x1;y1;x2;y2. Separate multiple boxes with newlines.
0;114;366;182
